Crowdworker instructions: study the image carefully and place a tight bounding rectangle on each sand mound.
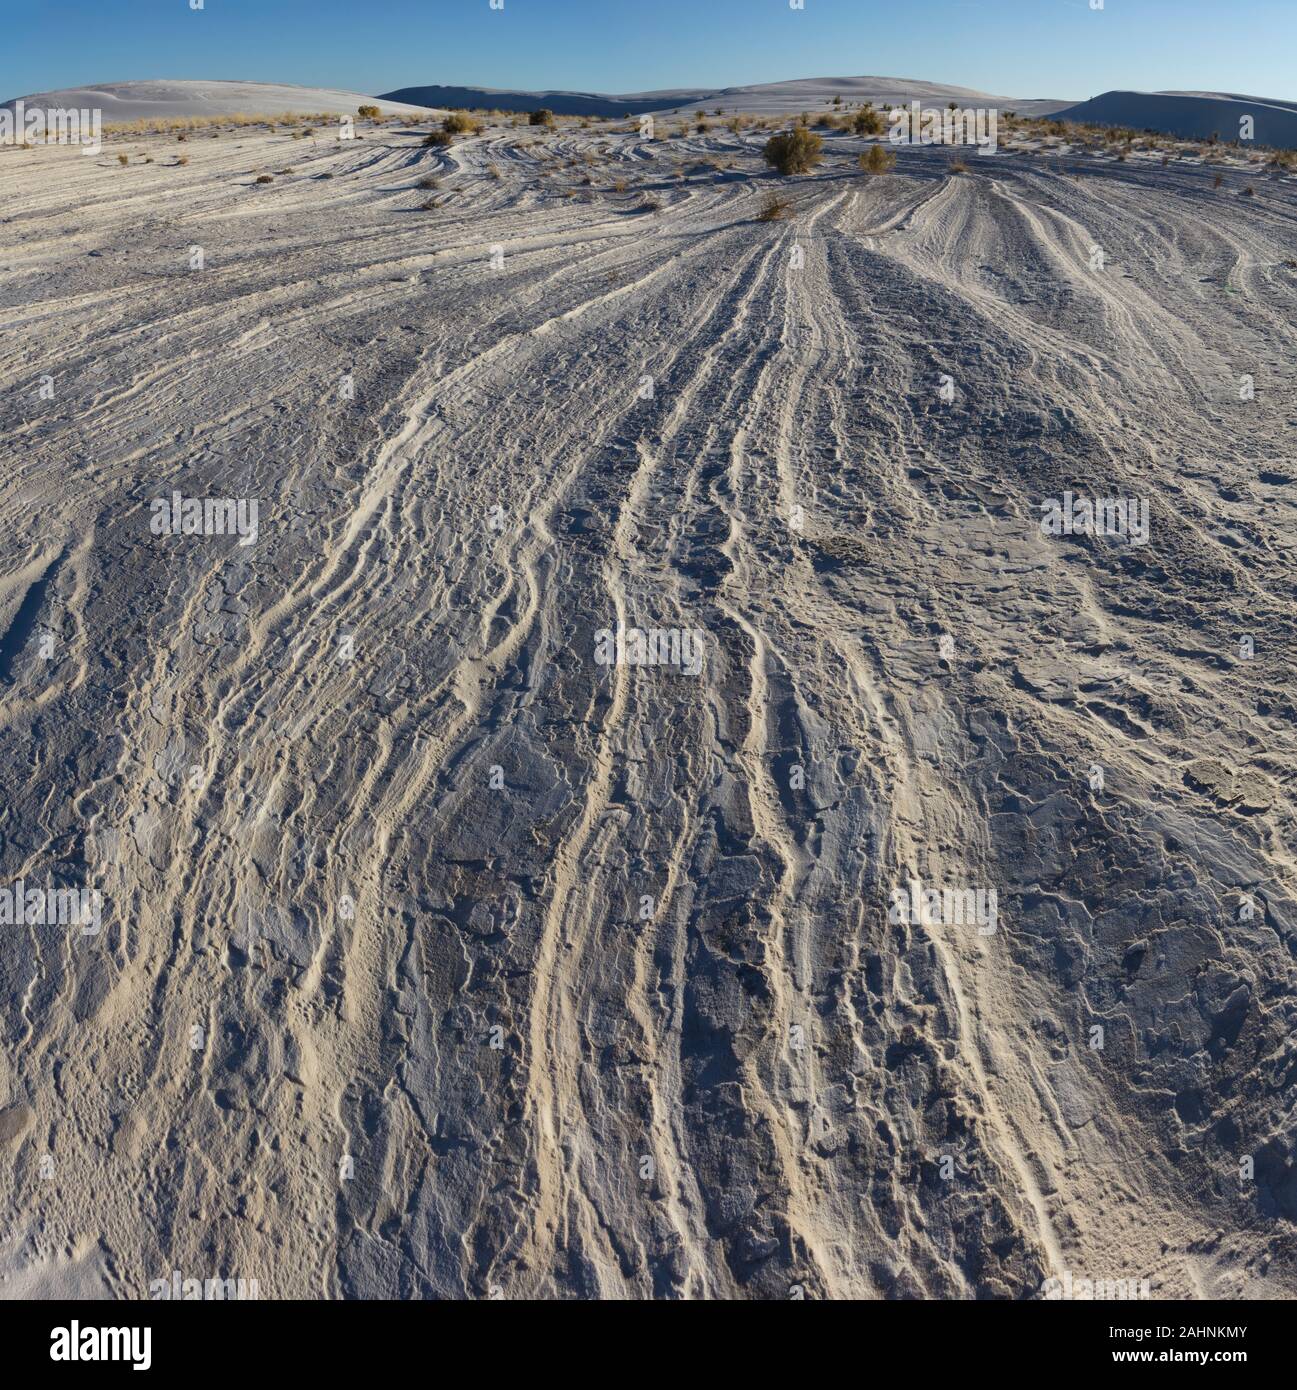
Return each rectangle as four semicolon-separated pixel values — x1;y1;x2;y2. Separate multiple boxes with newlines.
1054;89;1297;148
1;79;437;124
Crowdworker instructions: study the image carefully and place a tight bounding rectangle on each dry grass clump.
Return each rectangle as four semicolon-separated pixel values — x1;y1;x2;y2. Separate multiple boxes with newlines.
763;127;823;175
529;109;555;128
443;113;483;136
417;174;440;189
357;105;381;120
757;192;793;221
420;198;440;210
860;143;896;175
104;111;336;137
255;174;274;184
853;107;885;136
424;130;454;147
117;153;129;166
949;159;969;174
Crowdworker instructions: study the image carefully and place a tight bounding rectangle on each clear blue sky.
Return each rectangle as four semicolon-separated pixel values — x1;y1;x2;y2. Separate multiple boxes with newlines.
3;0;1293;103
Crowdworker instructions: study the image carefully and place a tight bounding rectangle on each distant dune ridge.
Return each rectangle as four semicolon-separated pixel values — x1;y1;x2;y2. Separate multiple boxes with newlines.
1052;90;1297;148
381;74;1074;118
0;79;437;123
9;77;1294;148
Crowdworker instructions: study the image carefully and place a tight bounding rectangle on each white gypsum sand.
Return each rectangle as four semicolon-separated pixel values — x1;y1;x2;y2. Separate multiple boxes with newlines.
0;107;1295;1300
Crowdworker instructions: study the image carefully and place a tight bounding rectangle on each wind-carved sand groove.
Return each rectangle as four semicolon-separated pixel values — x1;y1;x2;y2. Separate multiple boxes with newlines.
0;118;1295;1300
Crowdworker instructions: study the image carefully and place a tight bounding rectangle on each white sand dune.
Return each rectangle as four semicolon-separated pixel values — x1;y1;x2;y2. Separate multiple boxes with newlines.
1055;89;1297;148
0;106;1295;1301
383;74;1073;119
1;79;437;123
650;75;1073;118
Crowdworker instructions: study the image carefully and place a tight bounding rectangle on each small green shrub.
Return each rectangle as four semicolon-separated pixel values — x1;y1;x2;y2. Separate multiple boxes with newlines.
860;144;896;175
763;127;823;175
757;192;792;221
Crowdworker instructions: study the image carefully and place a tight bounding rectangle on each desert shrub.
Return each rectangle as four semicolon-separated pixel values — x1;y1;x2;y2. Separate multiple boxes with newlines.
853;108;885;136
255;174;273;183
949;159;969;174
613;177;628;193
757;192;792;221
763;127;823;175
117;153;128;165
529;108;555;127
860;144;896;175
357;105;381;119
1213;173;1224;188
1243;185;1255;196
424;130;454;147
420;198;440;210
417;175;440;188
443;113;482;135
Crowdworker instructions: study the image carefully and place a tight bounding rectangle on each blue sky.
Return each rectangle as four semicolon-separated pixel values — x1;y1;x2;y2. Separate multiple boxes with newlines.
3;0;1293;103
